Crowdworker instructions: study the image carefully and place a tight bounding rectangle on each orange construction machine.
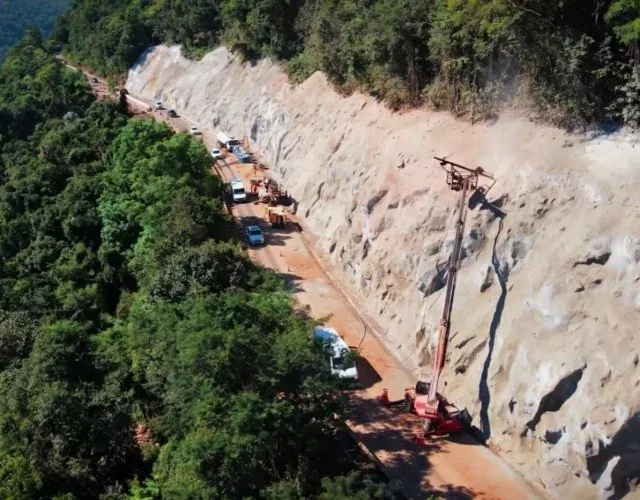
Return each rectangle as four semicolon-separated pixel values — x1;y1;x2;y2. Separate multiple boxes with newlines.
410;157;494;435
266;205;288;227
383;157;495;436
252;177;290;205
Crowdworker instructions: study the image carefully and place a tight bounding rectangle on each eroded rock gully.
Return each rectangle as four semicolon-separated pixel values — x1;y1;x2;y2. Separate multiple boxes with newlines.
127;45;640;499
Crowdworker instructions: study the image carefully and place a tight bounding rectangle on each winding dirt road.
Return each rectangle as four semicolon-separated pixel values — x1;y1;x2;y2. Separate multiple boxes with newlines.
75;65;542;499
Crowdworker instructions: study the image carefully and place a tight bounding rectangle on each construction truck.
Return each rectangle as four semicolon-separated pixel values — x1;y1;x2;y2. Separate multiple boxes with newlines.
251;177;289;205
216;131;241;151
264;177;289;205
382;157;495;437
250;178;269;202
231;145;251;163
249;177;262;195
266;206;287;227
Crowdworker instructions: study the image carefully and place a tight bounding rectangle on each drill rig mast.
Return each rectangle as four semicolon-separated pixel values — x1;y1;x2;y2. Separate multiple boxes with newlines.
405;157;494;435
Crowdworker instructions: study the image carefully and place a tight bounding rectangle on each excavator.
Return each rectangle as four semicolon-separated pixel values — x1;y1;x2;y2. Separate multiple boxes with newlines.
395;157;495;436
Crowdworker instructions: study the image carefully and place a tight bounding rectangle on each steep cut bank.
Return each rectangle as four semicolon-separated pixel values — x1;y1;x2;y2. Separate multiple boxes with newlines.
127;45;640;499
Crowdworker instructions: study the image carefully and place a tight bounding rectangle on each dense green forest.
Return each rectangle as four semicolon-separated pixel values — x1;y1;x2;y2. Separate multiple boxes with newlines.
0;0;69;61
54;0;640;127
0;30;382;499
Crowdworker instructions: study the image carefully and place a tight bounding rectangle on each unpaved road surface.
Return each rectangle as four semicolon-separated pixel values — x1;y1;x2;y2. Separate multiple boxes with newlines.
74;66;541;499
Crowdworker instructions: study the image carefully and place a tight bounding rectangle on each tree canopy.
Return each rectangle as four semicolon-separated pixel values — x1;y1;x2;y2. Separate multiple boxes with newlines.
54;0;640;127
0;34;381;498
0;0;69;61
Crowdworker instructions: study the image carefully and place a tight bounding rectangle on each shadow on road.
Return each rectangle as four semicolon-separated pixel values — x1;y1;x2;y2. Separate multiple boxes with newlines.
348;397;484;499
430;484;479;499
279;272;305;293
354;356;382;389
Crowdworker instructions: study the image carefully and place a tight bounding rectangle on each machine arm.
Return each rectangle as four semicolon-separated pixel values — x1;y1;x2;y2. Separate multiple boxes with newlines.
425;157;494;413
426;178;470;408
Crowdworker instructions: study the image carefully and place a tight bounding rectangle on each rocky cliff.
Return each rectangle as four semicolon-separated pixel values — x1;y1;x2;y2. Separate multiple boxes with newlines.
127;45;640;499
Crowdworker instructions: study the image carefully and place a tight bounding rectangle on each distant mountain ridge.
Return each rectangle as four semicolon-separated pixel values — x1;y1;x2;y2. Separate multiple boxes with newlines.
0;0;69;60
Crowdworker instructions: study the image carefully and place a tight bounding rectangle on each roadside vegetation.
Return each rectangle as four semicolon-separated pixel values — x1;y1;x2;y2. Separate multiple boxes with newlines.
0;31;382;499
53;0;640;127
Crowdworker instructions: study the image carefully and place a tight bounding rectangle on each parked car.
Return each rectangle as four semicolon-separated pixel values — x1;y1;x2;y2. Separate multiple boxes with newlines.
313;327;358;380
189;125;200;135
210;147;223;159
245;225;265;246
229;177;247;203
167;109;177;118
91;77;98;84
155;100;163;109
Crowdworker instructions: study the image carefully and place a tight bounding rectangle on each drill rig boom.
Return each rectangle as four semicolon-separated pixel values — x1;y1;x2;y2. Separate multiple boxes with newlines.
419;157;494;427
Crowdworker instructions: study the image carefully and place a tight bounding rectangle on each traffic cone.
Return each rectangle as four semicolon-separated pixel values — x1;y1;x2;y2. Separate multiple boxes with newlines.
414;429;427;447
377;388;390;405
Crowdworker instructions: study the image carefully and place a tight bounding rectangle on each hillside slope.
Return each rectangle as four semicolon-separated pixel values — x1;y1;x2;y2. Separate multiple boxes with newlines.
127;45;640;499
56;0;640;128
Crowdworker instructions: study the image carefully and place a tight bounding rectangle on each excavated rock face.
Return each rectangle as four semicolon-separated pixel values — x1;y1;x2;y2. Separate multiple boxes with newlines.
127;45;640;499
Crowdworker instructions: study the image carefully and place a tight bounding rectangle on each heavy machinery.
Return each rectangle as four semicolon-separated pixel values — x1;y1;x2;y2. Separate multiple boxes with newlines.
402;157;495;436
252;177;290;205
250;177;263;196
266;205;288;227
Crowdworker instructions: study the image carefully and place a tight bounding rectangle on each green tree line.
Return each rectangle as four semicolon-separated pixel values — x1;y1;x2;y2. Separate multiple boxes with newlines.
53;0;640;127
0;31;383;499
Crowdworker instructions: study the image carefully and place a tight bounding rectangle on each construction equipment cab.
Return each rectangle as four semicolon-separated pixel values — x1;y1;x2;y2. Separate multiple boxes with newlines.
313;327;358;380
229;177;247;203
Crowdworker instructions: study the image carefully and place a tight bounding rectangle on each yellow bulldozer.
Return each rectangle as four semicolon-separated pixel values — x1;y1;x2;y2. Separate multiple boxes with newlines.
266;206;287;228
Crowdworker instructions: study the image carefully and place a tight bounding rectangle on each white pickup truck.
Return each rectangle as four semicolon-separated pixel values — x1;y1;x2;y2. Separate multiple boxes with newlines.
313;327;358;380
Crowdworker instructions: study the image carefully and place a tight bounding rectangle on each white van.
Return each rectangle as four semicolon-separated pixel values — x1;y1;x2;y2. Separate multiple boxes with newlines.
313;327;358;380
230;177;247;203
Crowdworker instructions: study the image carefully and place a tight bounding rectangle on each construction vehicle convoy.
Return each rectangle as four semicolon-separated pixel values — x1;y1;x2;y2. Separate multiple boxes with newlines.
381;157;495;437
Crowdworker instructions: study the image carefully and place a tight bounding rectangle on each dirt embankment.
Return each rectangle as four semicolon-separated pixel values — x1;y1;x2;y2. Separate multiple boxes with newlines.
127;45;640;499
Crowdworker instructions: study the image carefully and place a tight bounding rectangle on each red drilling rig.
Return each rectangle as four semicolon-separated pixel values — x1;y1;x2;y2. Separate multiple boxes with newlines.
402;157;495;435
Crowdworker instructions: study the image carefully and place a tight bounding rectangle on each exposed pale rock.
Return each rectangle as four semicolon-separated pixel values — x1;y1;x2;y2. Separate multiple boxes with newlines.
127;45;640;499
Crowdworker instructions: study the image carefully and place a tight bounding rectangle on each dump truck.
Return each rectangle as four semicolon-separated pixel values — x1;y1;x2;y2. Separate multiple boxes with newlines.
266;206;287;227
